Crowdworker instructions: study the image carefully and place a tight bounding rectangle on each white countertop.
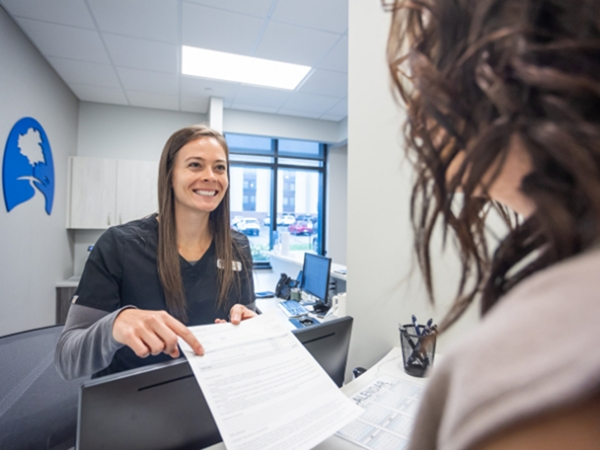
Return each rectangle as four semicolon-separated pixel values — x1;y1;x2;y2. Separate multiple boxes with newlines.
270;251;347;281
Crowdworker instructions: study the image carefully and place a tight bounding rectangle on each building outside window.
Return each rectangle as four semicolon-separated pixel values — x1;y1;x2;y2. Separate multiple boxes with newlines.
226;134;327;266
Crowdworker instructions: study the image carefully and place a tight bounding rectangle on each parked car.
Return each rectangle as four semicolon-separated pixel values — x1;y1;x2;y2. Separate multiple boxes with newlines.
264;215;283;226
295;214;317;224
230;215;244;227
265;214;295;226
234;218;261;236
281;214;296;226
288;220;313;235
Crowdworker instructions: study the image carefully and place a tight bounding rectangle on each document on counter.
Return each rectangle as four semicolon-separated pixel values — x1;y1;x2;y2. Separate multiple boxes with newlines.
179;313;363;450
335;373;424;449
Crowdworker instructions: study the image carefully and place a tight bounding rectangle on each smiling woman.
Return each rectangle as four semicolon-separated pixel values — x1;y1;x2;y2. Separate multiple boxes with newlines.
55;125;257;380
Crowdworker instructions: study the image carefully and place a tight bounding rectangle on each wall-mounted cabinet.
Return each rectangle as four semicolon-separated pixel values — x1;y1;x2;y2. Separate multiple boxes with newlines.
67;157;159;229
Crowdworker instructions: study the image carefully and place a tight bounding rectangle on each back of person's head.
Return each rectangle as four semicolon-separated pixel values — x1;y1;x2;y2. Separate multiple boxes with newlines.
385;0;600;327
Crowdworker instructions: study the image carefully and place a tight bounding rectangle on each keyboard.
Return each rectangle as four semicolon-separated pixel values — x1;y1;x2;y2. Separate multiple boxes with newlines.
278;300;310;317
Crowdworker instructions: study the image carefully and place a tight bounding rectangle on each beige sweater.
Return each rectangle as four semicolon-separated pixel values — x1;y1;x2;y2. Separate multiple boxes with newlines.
408;249;600;450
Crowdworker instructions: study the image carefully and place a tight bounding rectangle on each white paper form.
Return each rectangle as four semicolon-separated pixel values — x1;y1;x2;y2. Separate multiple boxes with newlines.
179;313;363;450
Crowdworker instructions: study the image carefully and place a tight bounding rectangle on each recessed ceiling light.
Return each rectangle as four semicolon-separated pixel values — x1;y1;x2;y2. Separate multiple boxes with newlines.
182;46;311;90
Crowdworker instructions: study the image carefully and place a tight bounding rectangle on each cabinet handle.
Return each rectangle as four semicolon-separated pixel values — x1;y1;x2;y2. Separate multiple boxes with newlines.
119;214;122;224
107;214;111;226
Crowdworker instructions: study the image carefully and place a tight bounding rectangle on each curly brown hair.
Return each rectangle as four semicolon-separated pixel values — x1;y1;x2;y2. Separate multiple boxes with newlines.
386;0;600;329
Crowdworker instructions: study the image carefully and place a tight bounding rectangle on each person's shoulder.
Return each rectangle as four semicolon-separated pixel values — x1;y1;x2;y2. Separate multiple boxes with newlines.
108;214;158;240
429;248;600;450
231;230;250;247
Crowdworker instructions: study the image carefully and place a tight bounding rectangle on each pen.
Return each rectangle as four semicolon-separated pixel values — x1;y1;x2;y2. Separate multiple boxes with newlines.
425;318;433;334
412;315;420;336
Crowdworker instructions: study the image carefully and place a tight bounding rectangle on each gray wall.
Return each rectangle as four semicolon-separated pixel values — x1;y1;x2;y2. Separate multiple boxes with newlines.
346;1;480;374
327;144;347;265
0;7;79;335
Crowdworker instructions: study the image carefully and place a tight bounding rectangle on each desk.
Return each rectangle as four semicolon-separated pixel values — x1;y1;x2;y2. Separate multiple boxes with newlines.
205;347;429;450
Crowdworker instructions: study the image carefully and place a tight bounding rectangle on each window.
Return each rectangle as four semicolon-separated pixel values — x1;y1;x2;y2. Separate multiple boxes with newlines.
226;134;327;266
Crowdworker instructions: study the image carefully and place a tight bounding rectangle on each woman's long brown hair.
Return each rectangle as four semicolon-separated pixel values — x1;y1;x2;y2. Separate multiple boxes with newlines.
385;0;600;330
157;125;249;322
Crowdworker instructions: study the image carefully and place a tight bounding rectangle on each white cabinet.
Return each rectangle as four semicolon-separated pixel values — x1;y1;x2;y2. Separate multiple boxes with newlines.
67;157;159;229
115;159;159;225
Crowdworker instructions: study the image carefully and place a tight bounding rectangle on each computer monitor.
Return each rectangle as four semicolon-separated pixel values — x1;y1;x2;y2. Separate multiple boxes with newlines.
76;316;353;450
301;253;331;311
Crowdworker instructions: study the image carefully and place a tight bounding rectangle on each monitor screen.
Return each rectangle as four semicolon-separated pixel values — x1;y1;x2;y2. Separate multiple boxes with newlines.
76;316;353;450
301;253;331;304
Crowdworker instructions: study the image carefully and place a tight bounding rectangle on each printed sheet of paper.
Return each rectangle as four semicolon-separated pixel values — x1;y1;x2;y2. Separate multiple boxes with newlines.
335;375;424;450
180;313;363;450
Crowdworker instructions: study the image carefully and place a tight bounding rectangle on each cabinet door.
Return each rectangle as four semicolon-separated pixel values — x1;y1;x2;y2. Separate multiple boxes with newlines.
115;159;159;225
68;157;117;228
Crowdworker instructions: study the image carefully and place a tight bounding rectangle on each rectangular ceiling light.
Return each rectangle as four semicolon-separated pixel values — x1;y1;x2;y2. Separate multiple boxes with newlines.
182;46;311;90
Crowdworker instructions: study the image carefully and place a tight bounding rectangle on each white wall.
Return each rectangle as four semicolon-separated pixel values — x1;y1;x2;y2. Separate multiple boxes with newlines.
346;1;480;374
327;144;347;265
223;109;344;144
77;102;206;161
0;7;79;335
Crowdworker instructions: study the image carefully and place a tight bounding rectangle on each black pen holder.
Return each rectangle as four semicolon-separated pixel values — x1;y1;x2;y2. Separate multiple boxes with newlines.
399;324;436;377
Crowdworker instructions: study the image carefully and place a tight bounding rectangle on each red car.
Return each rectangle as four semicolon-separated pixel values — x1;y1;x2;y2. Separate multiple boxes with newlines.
288;220;313;235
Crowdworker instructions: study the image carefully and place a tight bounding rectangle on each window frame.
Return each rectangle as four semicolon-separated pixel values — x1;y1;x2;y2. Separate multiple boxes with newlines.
226;134;328;269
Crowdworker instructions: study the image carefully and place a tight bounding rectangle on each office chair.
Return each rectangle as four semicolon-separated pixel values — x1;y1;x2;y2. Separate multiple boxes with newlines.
0;325;89;450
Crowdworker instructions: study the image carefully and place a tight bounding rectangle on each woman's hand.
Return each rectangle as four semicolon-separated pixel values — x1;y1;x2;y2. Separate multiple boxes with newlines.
112;309;204;359
214;304;257;324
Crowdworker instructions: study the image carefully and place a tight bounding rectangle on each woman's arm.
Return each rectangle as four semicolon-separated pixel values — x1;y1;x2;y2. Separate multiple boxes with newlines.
56;303;205;380
54;303;129;380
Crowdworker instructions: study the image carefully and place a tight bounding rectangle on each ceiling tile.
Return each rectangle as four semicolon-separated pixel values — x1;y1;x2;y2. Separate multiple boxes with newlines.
68;83;128;104
277;109;322;120
16;18;110;63
1;0;95;29
325;98;347;116
232;85;291;110
298;69;347;98
126;91;179;111
182;0;274;18
180;96;210;114
181;76;239;101
320;114;345;122
47;57;120;88
88;0;179;44
271;0;348;34
280;92;341;114
103;34;179;73
254;21;339;66
182;3;264;55
318;36;347;73
116;68;179;95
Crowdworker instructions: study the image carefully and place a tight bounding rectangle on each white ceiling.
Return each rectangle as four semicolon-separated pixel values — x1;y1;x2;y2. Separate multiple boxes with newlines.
1;0;348;122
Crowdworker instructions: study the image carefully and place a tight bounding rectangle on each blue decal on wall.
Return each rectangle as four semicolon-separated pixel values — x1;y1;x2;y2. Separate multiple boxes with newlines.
2;117;54;215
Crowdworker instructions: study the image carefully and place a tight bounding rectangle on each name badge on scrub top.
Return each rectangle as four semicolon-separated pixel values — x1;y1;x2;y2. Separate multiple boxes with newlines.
217;259;242;271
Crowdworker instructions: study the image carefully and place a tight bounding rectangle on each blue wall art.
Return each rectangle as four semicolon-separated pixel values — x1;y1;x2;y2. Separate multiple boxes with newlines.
2;117;54;215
